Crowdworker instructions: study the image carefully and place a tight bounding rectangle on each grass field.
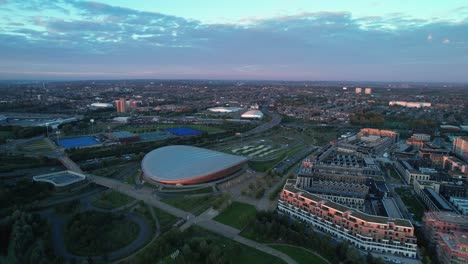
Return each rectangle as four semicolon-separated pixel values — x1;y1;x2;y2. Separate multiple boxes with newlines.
395;187;425;221
0;130;14;137
214;202;257;229
161;195;215;215
91;190;134;209
153;207;179;232
270;245;327;264
249;153;286;172
19;138;54;153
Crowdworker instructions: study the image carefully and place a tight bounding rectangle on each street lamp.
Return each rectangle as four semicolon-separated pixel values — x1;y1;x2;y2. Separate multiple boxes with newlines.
90;119;95;134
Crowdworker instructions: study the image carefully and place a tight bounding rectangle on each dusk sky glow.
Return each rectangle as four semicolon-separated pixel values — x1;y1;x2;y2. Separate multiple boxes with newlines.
1;0;468;81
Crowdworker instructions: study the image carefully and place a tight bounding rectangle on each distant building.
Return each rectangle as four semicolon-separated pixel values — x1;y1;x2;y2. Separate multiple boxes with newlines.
365;87;372;94
91;103;114;109
116;98;126;113
389;101;431;108
241;110;264;119
207;106;243;113
453;137;468;161
355;87;362;94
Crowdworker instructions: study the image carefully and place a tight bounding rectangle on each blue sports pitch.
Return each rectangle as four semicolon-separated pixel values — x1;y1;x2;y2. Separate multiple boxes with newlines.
165;127;202;136
57;137;100;148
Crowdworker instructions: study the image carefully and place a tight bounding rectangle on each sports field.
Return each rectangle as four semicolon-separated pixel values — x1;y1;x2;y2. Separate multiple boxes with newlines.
57;136;100;148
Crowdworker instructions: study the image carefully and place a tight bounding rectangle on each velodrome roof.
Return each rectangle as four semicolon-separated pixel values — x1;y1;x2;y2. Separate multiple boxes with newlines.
141;145;248;182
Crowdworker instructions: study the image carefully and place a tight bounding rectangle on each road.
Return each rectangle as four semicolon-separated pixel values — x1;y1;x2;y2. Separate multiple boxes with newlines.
241;108;282;137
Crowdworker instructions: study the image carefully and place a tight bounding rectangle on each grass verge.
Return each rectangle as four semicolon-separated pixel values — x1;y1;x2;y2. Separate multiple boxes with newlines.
214;202;257;229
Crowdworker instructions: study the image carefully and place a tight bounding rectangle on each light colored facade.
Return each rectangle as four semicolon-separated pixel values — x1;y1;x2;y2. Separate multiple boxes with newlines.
450;198;468;216
365;87;372;94
394;159;430;184
278;181;417;258
443;156;468;174
453;137;468;161
389;101;431;108
116;98;126;113
355;87;362;94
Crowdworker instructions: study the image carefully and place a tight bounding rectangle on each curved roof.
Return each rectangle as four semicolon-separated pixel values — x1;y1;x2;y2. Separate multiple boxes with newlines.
241;110;264;118
142;145;248;182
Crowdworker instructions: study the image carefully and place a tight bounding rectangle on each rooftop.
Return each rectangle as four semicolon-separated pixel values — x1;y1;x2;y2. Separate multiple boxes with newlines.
142;145;248;181
33;170;86;187
283;183;413;227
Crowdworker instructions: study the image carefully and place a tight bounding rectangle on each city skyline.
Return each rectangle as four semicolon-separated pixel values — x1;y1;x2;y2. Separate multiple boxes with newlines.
1;0;468;81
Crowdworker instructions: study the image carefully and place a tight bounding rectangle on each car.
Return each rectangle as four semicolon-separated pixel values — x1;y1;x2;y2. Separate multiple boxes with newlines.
391;259;402;264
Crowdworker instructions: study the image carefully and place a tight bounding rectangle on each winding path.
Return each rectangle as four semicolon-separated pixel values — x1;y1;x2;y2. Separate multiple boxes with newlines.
40;195;152;262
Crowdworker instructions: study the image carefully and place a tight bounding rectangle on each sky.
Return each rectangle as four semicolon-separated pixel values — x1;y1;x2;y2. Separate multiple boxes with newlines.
1;0;468;82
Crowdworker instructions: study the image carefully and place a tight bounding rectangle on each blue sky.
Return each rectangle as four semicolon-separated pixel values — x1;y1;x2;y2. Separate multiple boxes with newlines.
1;0;468;81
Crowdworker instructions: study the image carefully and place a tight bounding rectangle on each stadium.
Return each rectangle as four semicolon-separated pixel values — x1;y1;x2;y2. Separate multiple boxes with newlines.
141;145;248;185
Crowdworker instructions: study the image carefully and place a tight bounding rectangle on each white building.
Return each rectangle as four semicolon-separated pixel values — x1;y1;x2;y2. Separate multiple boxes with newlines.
241;110;264;119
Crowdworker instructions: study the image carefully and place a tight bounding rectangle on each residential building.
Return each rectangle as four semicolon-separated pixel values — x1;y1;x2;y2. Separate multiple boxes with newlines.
453;137;468;161
423;211;468;243
438;232;468;264
116;97;126;113
278;181;417;258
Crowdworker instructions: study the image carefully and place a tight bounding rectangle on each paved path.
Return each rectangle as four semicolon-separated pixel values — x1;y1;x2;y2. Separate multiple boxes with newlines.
58;156;296;264
88;174;297;264
40;208;150;262
88;174;193;219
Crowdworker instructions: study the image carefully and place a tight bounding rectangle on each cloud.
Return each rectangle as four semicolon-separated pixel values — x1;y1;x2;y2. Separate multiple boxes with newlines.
0;0;467;81
442;39;450;44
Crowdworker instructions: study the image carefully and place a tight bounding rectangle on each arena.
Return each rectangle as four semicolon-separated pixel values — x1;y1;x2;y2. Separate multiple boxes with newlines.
141;145;248;185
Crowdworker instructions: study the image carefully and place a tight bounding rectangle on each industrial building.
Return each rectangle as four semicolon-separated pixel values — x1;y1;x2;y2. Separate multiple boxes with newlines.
141;145;248;185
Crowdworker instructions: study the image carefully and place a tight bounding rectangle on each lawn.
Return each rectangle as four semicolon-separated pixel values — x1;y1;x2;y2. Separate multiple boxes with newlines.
91;190;134;209
19;138;54;153
395;187;426;221
270;245;327;264
249;153;286;172
161;195;215;215
153;207;179;232
0;130;14;137
214;202;257;230
65;211;140;256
